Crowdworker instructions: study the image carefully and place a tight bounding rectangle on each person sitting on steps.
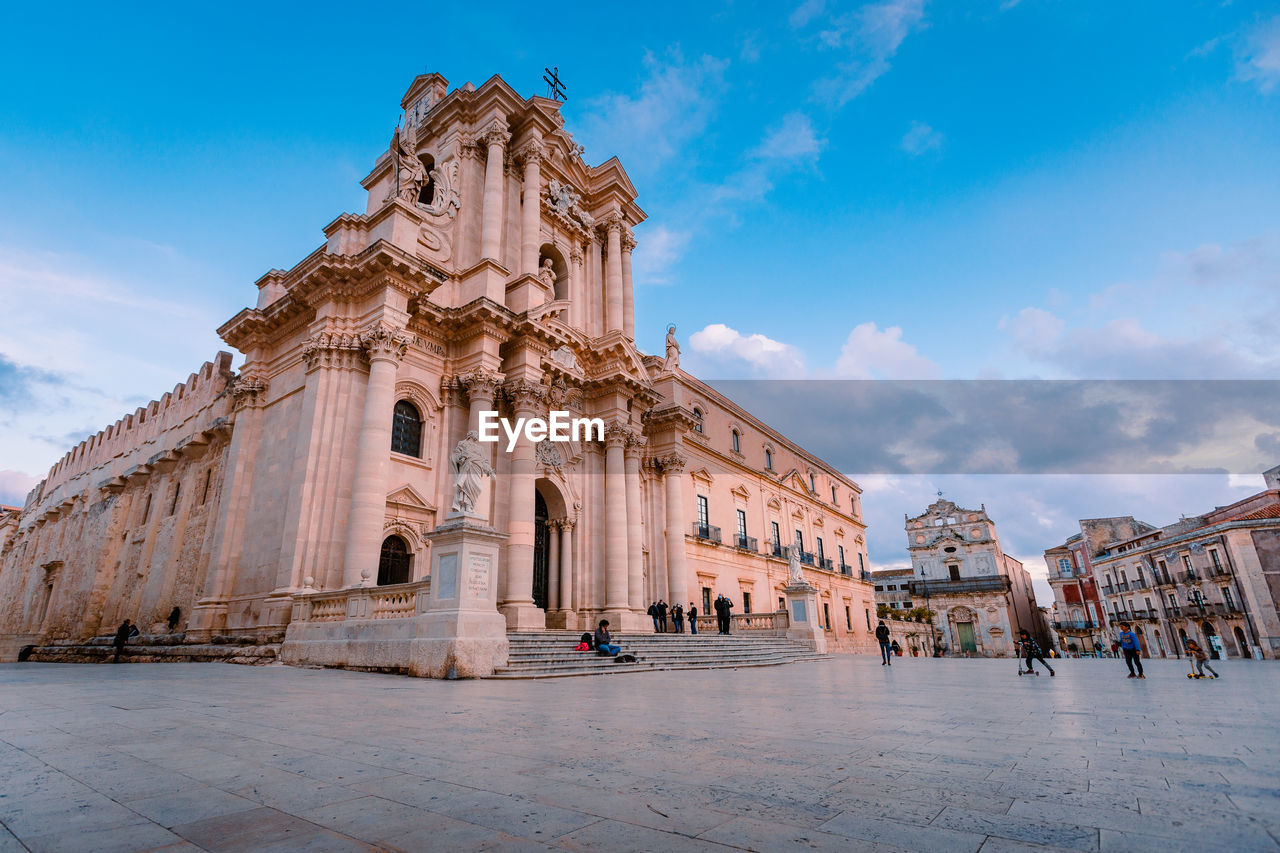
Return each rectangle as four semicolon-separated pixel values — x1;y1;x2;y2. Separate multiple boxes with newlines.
594;620;621;656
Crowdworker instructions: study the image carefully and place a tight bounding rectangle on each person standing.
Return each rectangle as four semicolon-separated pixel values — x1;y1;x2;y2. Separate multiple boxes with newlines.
713;595;724;634
648;602;661;633
1018;629;1055;676
672;603;684;633
1186;638;1219;679
875;620;892;665
688;603;698;635
722;597;734;635
657;600;669;633
1117;623;1145;679
113;619;132;663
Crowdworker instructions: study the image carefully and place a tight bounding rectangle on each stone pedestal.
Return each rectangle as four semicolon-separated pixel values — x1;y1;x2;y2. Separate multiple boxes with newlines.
412;517;510;678
784;581;827;653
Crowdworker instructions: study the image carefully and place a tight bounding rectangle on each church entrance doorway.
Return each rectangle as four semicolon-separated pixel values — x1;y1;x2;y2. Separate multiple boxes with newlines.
377;535;412;585
1234;626;1251;659
533;491;550;610
957;622;977;654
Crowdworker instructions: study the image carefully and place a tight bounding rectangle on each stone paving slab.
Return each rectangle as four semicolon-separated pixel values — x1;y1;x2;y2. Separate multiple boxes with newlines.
0;657;1278;851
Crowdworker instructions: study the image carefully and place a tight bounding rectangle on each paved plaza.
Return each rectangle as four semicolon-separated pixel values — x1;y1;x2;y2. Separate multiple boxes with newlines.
1;657;1278;853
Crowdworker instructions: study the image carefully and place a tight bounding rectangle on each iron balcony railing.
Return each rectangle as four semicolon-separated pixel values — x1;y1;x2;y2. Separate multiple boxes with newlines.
1101;585;1115;596
1130;579;1150;590
909;576;1010;596
1167;605;1183;618
1179;570;1198;584
1155;574;1175;587
838;562;853;575
734;534;758;552
817;557;834;570
860;569;874;581
799;551;816;566
771;542;785;558
1053;620;1095;631
1115;581;1131;592
692;523;721;543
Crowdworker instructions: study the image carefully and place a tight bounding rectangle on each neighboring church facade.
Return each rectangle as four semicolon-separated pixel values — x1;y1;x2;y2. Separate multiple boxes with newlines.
0;72;876;662
902;497;1045;656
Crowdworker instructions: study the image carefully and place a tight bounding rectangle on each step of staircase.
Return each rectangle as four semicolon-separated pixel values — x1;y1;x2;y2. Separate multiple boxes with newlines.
492;631;825;679
22;638;280;666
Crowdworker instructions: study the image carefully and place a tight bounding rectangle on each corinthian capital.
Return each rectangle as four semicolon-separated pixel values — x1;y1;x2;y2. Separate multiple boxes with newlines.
456;368;502;400
481;120;511;150
657;452;687;474
503;379;548;411
360;324;410;364
514;140;544;165
620;228;637;253
231;373;269;410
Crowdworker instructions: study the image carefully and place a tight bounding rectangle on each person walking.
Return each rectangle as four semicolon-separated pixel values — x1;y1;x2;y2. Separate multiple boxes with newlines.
657;600;669;633
1018;629;1055;676
648;602;661;633
688;603;698;635
875;620;892;665
1117;623;1145;679
113;619;132;663
1185;638;1219;679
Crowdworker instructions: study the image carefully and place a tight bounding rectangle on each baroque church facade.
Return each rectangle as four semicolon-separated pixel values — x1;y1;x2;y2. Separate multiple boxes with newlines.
0;73;877;662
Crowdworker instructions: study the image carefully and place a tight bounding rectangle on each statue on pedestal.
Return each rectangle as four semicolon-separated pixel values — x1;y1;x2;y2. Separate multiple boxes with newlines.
662;324;680;372
449;431;494;516
787;535;805;586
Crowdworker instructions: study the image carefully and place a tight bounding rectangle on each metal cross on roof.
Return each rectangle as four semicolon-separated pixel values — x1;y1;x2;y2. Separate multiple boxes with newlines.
543;66;567;101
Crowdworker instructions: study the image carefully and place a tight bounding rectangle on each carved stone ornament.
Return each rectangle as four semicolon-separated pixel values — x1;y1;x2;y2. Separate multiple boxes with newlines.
230;374;268;410
535;438;563;469
481;120;511;149
456;369;502;401
657;452;687;474
360;325;411;363
302;331;364;371
503;379;548;411
548;346;579;372
787;535;805;585
545;178;595;232
662;324;680;372
450;430;495;516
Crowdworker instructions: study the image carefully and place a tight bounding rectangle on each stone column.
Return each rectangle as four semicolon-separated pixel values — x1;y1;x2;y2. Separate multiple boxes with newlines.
621;228;636;339
625;435;645;612
661;452;690;609
500;380;546;630
604;425;629;612
518;142;543;276
342;325;409;587
569;243;584;330
479;121;510;262
459;370;501;434
604;219;624;333
558;518;575;616
547;520;561;612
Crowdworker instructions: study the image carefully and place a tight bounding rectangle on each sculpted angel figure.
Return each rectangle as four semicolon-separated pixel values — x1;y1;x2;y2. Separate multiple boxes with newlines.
450;431;495;515
394;128;427;202
787;535;805;585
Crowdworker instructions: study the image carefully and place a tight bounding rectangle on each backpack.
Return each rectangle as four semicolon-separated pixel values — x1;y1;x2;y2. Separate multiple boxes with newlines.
579;632;594;650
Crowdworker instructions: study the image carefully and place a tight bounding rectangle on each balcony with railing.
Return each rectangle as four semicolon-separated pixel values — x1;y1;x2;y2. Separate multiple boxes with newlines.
692;523;722;544
817;557;834;571
909;576;1010;596
1179;570;1199;585
734;534;758;552
1101;584;1115;596
1053;619;1095;632
798;551;816;566
1115;581;1131;592
838;562;853;576
1155;574;1175;587
1130;579;1150;590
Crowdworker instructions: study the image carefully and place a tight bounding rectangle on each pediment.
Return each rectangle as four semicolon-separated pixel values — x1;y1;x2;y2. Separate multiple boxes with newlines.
766;496;782;511
387;484;436;512
689;467;714;486
730;483;752;501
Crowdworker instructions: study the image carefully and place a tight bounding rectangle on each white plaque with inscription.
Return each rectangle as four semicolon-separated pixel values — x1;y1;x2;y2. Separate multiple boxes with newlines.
467;553;491;599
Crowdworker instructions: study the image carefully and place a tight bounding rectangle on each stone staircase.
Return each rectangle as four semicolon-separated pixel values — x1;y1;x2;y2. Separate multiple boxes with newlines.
492;631;826;679
21;635;280;666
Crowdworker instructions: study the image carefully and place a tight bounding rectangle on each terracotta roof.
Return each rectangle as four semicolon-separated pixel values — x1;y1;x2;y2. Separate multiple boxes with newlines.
1227;503;1280;522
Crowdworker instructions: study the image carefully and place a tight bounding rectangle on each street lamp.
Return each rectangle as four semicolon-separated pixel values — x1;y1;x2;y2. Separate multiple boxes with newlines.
919;567;937;657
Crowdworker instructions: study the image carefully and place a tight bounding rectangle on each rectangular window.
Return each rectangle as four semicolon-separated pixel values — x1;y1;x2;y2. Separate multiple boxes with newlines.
845;606;852;630
168;482;181;516
771;521;781;548
779;596;786;611
1168;592;1177;607
817;537;825;562
887;584;896;591
795;529;804;552
1182;555;1192;572
949;565;961;581
1157;559;1167;582
1223;587;1234;609
823;602;831;630
743;592;752;614
865;608;872;631
832;486;838;503
1210;550;1222;570
838;545;846;567
697;495;709;528
737;509;747;539
702;587;712;614
858;553;865;572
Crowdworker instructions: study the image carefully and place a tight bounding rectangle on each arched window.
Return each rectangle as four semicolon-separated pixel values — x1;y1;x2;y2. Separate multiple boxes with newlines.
731;429;740;453
809;472;816;492
692;408;704;433
391;400;423;457
416;155;437;206
765;448;773;470
378;535;412;585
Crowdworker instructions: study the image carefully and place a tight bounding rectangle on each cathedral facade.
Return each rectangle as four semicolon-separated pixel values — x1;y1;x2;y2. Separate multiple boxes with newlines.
0;73;876;664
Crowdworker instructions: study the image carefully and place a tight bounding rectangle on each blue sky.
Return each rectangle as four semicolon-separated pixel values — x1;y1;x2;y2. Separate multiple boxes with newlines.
2;1;1278;600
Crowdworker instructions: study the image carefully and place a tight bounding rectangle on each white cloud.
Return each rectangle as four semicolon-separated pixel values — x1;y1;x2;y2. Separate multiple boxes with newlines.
790;0;826;29
900;120;944;155
576;48;729;174
716;112;826;204
0;469;38;507
687;323;807;377
997;307;1065;355
835;322;940;379
630;225;690;287
809;0;927;108
1237;15;1280;94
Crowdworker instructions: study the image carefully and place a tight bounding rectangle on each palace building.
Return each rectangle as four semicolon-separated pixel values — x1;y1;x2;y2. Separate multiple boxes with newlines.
0;72;877;665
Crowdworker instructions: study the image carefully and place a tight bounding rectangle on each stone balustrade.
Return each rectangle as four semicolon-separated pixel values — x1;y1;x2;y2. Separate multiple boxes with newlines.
290;579;431;624
690;610;790;636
